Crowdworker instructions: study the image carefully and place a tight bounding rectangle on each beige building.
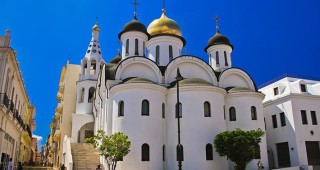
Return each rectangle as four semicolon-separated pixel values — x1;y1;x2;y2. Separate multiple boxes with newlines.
0;30;36;168
48;63;80;168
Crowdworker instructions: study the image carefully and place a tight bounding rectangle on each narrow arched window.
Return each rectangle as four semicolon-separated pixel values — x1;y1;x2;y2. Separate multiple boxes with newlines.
169;45;173;61
135;38;139;55
176;144;184;161
204;101;211;117
251;106;257;120
79;88;85;103
229;107;236;121
224;51;228;66
163;145;166;161
162;103;165;118
141;99;149;116
90;59;96;75
143;41;146;56
156;45;160;64
118;101;124;117
209;54;212;65
175;102;182;118
206;144;213;160
142;143;149;161
125;39;129;55
82;60;87;75
88;87;96;103
216;51;220;65
223;105;226;120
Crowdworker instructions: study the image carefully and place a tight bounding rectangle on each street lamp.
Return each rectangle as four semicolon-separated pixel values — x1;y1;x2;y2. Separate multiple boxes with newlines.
176;67;183;170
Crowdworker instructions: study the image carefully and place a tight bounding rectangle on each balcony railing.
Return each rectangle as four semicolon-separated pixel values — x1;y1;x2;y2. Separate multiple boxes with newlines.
0;93;11;109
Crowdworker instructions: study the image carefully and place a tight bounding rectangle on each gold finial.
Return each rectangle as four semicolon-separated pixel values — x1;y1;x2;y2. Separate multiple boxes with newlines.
215;16;220;33
92;17;100;31
131;0;140;19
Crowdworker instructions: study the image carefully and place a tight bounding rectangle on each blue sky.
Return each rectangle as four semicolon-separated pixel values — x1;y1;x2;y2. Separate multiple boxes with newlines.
1;0;319;147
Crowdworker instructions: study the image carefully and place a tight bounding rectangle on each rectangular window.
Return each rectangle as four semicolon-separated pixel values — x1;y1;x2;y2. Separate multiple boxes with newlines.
274;87;279;96
300;84;307;92
272;114;278;128
280;112;286;127
311;111;318;125
301;110;308;125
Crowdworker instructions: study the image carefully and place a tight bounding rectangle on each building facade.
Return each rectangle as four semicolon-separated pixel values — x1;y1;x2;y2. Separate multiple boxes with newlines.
0;30;36;168
92;8;269;170
44;7;273;170
260;76;320;169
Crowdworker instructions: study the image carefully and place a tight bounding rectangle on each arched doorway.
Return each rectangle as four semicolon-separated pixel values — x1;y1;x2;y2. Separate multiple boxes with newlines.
77;122;94;143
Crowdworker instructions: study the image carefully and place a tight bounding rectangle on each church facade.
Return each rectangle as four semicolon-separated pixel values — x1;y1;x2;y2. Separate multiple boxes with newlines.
87;8;269;170
40;5;273;170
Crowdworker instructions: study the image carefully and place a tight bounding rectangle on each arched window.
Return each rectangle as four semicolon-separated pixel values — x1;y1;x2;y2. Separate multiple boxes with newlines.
82;59;87;75
118;101;124;117
224;51;228;66
90;59;96;75
169;45;173;61
216;51;220;65
162;103;165;118
141;100;149;116
176;144;184;161
204;101;211;117
251;106;257;120
163;145;166;161
209;54;212;65
143;41;146;56
229;107;236;121
88;87;96;103
175;102;182;118
156;45;160;64
135;38;139;55
142;143;149;161
79;88;85;103
206;144;213;160
125;39;129;55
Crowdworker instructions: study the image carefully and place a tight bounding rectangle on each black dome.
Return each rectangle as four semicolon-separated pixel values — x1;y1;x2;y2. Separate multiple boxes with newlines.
118;18;149;39
110;54;122;64
204;31;233;51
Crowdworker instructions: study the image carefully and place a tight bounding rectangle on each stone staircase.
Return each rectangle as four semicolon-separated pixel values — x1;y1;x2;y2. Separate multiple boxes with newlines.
71;143;101;170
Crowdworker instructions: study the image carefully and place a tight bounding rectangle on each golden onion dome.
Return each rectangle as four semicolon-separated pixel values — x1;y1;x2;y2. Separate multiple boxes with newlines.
147;10;182;37
92;24;100;31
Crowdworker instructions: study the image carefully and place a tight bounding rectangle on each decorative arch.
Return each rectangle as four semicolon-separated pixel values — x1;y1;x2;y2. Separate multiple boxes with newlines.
78;122;94;143
115;57;162;83
82;59;88;75
88;87;96;103
219;68;256;90
165;56;218;85
90;59;97;75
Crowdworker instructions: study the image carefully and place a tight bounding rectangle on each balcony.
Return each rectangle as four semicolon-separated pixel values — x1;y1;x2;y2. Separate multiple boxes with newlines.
53;129;61;142
0;93;11;109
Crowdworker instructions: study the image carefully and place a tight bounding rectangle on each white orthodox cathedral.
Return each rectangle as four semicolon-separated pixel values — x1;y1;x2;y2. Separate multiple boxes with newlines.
56;6;270;170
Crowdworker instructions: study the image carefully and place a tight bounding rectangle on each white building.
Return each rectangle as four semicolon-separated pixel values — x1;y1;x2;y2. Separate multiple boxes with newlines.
90;8;269;170
260;76;320;169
